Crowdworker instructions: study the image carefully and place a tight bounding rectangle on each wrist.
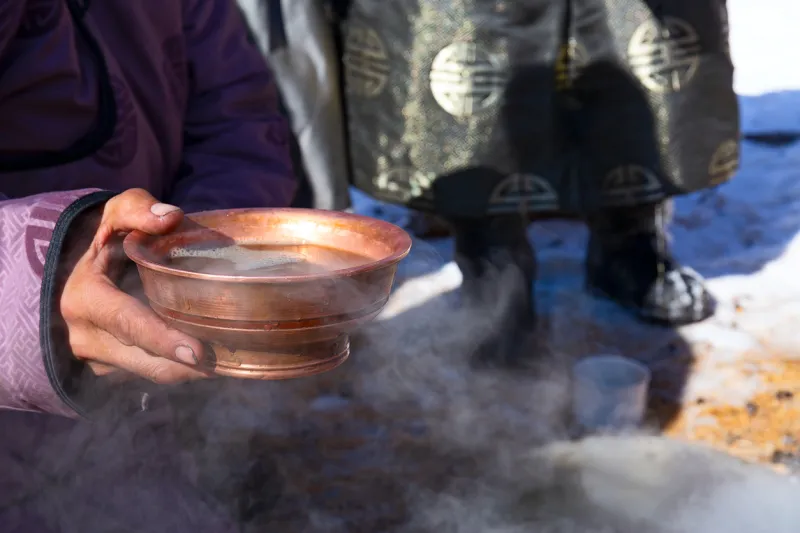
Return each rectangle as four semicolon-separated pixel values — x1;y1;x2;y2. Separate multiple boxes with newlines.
40;192;115;419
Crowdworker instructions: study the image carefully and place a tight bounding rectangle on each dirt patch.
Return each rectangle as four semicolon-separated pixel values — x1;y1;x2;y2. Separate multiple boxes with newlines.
649;359;800;474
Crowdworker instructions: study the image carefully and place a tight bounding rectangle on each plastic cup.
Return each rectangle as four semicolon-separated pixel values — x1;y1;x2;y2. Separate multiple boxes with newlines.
571;355;651;431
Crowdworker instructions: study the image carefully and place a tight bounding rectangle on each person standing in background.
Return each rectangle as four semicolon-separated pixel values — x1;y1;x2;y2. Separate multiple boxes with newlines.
238;0;352;211
245;0;739;363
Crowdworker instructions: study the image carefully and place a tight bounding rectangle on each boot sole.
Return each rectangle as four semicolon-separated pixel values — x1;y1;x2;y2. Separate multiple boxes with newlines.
585;282;716;327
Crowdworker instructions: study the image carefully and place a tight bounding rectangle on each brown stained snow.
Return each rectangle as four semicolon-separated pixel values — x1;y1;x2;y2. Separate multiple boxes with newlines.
650;358;800;474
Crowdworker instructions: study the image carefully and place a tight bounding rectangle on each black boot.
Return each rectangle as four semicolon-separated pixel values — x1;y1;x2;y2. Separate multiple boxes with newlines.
585;201;715;325
449;214;537;367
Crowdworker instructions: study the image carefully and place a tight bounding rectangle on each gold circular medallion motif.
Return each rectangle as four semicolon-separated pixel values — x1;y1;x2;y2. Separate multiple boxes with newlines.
343;25;390;98
429;42;508;118
628;17;701;93
709;140;739;185
488;174;558;214
601;165;663;205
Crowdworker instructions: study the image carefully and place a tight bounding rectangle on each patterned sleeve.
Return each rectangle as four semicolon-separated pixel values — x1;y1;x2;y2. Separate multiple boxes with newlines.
0;189;114;418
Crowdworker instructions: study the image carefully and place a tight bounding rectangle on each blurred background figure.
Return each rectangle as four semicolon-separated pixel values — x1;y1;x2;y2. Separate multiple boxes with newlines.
238;0;352;211
241;0;739;363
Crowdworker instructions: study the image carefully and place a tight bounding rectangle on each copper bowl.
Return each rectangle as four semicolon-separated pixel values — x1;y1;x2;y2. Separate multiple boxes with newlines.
123;208;411;379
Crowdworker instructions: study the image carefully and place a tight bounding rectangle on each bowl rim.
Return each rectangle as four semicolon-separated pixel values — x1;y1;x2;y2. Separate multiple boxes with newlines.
123;207;413;284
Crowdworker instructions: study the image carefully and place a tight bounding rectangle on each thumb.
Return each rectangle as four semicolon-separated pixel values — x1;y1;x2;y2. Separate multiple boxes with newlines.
97;188;184;244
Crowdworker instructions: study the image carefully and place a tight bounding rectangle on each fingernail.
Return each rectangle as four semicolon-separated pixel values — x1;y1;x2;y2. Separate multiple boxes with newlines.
175;345;198;365
151;203;181;217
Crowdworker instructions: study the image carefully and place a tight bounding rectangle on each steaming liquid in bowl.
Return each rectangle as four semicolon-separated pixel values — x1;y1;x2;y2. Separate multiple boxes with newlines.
166;243;373;276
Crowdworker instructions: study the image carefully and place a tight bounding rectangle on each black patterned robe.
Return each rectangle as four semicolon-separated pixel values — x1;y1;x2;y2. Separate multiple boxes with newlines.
243;0;739;217
343;0;739;216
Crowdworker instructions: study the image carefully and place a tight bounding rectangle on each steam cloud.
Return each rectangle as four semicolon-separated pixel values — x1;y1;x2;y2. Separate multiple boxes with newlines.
4;233;797;533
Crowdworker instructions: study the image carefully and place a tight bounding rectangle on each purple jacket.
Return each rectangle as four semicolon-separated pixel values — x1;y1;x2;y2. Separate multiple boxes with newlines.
0;0;293;529
0;0;293;414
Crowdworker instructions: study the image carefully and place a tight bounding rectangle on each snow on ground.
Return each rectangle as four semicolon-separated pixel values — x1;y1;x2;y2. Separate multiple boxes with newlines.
348;1;800;459
353;137;800;409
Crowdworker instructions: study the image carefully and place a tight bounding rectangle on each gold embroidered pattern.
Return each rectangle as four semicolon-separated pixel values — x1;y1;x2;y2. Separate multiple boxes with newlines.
429;42;508;117
628;17;701;93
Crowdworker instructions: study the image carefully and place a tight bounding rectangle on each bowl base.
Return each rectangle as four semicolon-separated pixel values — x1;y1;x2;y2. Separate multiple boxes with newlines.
205;334;350;380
